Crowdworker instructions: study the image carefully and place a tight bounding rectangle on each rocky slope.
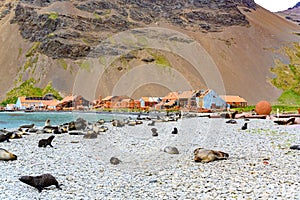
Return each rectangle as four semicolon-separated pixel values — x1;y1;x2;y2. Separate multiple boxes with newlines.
276;2;300;26
0;0;299;104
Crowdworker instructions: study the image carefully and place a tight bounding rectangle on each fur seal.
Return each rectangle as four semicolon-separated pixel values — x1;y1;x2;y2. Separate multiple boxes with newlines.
19;174;61;192
45;119;51;126
19;124;35;129
110;157;121;165
0;132;13;142
274;118;295;125
151;128;158;137
68;130;85;135
194;148;229;163
148;121;155;126
83;131;97;139
38;135;55;147
0;148;17;161
43;126;61;134
112;120;125;127
231;111;238;119
163;146;179;154
171;127;178;134
226;119;237;124
241;123;248;130
128;121;136;126
290;144;300;150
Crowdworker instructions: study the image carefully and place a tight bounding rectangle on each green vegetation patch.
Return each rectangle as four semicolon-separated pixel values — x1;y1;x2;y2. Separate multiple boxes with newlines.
26;42;41;57
1;79;62;106
270;43;300;105
148;50;171;67
48;12;59;20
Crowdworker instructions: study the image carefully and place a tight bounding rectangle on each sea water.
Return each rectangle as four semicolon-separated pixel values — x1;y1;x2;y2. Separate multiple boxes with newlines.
0;111;129;129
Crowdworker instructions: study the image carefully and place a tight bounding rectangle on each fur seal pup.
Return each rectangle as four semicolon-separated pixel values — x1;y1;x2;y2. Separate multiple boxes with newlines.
45;119;51;126
163;146;179;154
19;124;35;129
19;174;61;192
241;123;248;130
38;135;55;147
0;132;13;142
0;148;17;161
148;121;155;126
194;148;229;163
110;157;121;165
151;128;158;137
171;127;178;134
290;144;300;150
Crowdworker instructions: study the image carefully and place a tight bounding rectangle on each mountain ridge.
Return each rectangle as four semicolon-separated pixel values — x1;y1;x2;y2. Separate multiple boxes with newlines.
0;0;299;104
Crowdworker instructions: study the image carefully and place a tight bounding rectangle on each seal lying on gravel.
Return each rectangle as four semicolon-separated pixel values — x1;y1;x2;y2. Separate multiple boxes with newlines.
273;118;295;125
19;174;61;192
38;135;55;147
194;148;229;163
0;148;17;161
290;144;300;150
19;123;35;129
0;132;13;142
226;119;237;124
110;157;121;165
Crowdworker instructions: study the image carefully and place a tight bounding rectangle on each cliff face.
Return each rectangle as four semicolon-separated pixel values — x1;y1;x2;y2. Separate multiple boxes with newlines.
9;0;255;59
0;0;299;104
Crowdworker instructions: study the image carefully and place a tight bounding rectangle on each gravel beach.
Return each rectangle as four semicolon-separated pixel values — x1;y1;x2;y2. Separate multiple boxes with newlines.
0;117;299;200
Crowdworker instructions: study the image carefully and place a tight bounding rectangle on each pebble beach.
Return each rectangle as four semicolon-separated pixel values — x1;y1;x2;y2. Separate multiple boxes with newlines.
1;116;299;200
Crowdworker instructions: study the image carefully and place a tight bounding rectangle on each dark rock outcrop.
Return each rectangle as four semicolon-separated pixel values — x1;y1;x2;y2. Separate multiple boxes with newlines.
6;0;256;59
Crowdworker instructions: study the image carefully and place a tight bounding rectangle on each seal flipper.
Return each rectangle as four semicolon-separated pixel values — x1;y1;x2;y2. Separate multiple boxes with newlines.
37;186;43;193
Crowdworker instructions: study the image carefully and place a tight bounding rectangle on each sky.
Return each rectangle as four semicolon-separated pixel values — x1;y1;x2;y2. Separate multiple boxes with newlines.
254;0;299;12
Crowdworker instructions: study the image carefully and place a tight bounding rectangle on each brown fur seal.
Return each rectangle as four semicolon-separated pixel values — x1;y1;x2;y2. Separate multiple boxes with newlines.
38;135;55;147
0;132;13;142
19;124;35;129
45;119;51;126
110;157;121;165
274;118;295;125
226;119;237;124
290;144;300;150
0;148;17;161
148;121;155;126
241;123;248;130
151;128;158;136
194;148;229;163
83;130;97;139
171;127;178;134
19;173;61;192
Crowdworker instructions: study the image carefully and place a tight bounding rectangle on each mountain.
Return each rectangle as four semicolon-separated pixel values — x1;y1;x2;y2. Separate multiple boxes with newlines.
0;0;299;104
276;2;300;25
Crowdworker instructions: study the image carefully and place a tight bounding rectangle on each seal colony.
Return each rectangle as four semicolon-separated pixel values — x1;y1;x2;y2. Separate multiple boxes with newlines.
0;111;299;198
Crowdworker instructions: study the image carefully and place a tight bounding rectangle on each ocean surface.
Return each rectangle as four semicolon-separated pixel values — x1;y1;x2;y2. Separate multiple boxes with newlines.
0;111;131;129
